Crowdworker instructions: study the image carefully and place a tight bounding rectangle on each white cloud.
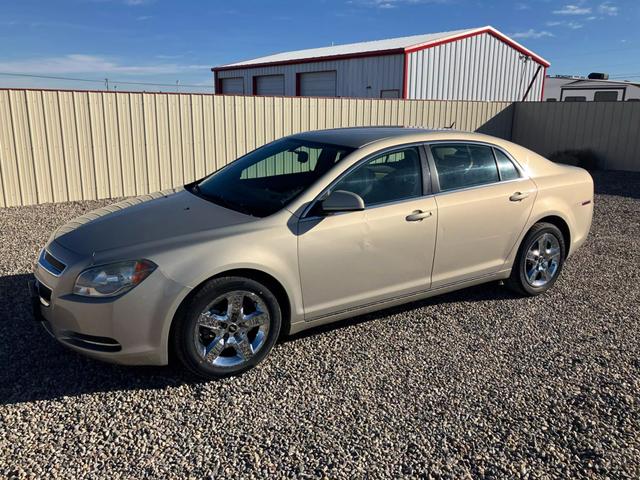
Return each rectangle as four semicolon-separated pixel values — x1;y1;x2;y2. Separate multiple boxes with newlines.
553;4;592;15
511;29;555;39
0;54;208;75
515;3;531;10
354;0;449;8
598;2;618;16
124;0;154;5
546;20;584;29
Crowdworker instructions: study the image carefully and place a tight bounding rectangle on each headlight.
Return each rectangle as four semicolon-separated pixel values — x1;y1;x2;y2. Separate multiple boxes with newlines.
73;260;157;297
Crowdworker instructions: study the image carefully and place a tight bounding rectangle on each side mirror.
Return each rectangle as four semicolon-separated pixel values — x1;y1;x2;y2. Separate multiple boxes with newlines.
321;190;365;213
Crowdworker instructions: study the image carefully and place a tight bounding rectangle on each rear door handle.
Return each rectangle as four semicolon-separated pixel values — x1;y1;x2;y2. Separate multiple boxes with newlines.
509;191;529;202
405;210;433;222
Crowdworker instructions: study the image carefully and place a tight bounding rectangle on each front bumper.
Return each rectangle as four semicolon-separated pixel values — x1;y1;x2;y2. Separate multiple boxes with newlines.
32;244;190;366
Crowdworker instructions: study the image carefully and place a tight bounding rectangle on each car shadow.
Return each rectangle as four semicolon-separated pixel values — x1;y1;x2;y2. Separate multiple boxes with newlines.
0;272;518;405
283;281;518;342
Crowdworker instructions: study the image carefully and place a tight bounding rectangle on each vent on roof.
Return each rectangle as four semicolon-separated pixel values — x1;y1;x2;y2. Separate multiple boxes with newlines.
588;72;609;80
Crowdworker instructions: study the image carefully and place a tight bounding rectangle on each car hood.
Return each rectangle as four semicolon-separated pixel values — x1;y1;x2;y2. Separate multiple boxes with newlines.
52;188;255;255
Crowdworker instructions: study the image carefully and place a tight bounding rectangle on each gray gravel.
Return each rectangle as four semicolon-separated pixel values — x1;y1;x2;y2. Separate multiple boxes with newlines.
1;171;639;479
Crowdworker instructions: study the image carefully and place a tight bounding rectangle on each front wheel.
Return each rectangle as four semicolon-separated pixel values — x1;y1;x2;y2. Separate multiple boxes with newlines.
173;277;282;379
507;222;566;296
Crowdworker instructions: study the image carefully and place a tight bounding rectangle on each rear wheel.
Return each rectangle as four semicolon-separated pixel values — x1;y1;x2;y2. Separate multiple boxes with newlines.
507;222;566;296
173;277;281;379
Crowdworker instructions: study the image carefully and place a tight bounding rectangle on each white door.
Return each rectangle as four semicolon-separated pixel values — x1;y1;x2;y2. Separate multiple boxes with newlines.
220;77;244;95
428;143;537;287
298;146;437;320
255;75;284;96
298;71;337;97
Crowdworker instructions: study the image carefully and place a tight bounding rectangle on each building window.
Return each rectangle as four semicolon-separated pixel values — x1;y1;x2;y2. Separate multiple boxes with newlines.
546;98;557;102
594;91;619;102
380;89;400;99
564;96;586;102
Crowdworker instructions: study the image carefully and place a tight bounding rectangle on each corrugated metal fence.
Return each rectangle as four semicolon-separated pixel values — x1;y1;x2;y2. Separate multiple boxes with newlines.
512;101;640;172
0;89;512;207
1;89;639;208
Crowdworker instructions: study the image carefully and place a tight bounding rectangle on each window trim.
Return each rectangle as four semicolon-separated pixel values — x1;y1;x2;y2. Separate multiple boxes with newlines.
424;140;528;195
301;142;432;220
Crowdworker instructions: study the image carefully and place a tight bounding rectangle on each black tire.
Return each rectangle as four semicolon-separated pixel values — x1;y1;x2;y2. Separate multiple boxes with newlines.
173;276;282;379
506;222;566;296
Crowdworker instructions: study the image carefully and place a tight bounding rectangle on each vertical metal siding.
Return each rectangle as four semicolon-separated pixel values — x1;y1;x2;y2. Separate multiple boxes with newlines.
0;88;538;207
216;54;405;98
408;32;544;101
512;101;640;172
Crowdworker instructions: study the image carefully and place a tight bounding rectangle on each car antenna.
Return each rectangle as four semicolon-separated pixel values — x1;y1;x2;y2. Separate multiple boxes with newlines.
447;121;456;129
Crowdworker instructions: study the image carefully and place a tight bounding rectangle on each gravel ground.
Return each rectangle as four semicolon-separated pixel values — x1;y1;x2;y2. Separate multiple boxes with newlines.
1;171;639;479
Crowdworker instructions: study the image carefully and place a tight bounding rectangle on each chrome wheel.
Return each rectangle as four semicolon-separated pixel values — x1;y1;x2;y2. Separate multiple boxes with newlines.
524;233;561;287
193;290;270;368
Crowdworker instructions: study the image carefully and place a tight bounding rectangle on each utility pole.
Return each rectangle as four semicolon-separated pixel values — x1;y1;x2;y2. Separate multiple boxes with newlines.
105;78;109;91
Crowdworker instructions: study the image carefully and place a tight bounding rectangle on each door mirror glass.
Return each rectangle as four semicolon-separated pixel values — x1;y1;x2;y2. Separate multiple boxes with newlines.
321;190;365;213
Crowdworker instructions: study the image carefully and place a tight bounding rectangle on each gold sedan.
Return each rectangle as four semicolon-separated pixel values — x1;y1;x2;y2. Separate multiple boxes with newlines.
33;128;593;379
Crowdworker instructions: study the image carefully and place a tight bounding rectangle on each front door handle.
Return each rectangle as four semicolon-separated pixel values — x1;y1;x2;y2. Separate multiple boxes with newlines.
406;210;433;222
509;191;529;202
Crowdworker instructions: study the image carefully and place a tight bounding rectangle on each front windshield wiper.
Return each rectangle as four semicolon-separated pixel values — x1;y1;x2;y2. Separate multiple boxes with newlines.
188;183;255;217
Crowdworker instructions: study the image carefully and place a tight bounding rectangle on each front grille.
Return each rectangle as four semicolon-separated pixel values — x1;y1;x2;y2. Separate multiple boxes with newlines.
59;331;122;353
38;249;66;276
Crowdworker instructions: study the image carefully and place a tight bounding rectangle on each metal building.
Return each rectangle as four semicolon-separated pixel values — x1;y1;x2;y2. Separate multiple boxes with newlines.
212;26;549;101
544;75;640;102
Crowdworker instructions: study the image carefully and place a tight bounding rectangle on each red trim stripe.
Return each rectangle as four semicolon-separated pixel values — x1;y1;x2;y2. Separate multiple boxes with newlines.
213;48;405;72
402;53;409;99
212;27;550;73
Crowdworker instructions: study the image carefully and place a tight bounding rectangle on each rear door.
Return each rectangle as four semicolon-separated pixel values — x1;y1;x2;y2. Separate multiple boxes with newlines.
427;143;536;288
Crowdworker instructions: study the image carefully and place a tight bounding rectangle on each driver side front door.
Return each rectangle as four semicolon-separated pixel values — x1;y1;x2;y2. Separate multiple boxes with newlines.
296;146;438;321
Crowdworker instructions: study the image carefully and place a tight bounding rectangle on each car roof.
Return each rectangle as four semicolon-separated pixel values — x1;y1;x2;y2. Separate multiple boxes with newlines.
290;127;444;148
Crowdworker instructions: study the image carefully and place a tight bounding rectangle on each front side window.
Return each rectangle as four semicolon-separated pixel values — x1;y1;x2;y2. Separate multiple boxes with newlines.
431;144;499;192
193;138;354;217
331;147;423;207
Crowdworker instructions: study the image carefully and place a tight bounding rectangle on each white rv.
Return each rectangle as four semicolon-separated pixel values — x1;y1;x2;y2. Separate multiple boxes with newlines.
544;74;640;102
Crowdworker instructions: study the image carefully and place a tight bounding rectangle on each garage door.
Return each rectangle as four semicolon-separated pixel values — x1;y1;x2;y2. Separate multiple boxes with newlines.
255;74;285;96
298;71;337;97
220;77;244;95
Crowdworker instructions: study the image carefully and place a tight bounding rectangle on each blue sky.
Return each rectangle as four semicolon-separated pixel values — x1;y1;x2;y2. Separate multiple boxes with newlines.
0;0;638;92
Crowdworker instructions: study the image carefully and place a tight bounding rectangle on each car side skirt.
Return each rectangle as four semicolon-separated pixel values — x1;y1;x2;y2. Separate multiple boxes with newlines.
289;268;512;335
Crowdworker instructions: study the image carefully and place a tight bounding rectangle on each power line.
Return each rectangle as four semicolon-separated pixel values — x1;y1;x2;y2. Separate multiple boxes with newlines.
0;71;212;89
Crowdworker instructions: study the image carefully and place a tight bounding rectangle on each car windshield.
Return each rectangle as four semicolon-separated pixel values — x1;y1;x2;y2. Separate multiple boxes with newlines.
191;138;355;217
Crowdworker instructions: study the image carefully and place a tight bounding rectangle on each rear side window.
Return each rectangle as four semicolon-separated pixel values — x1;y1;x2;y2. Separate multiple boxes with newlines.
430;144;499;192
493;148;520;181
